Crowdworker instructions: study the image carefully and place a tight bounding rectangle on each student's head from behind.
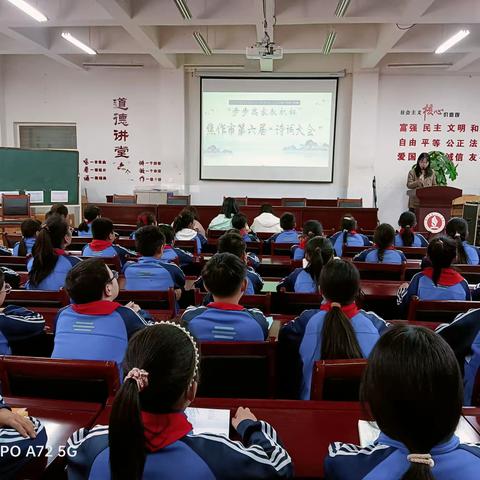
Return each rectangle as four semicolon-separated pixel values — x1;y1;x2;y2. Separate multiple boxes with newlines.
78;206;101;233
182;206;200;221
91;218;115;241
136;212;157;229
49;204;69;219
280;212;296;231
374;223;395;261
398;211;417;247
21;218;41;239
172;211;194;233
446;217;469;264
109;323;199;480
157;224;175;245
340;215;357;232
260;203;273;214
231;213;248;231
427;236;456;285
202;252;247;300
319;259;362;360
361;325;462;478
135;226;165;257
305;236;334;286
218;232;247;262
221;197;239;218
65;258;119;304
302;220;323;239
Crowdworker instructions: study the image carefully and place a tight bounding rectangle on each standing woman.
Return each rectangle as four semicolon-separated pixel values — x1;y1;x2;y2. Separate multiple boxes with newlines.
407;152;437;210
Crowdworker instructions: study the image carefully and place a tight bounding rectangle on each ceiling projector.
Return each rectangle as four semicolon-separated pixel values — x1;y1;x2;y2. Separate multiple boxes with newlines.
246;43;283;60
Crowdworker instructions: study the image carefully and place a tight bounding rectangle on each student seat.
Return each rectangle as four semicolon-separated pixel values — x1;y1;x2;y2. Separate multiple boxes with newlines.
79;255;122;272
197;340;277;398
194;289;272;315
271;242;297;256
0;356;120;406
353;261;407;281
173;240;199;255
407;296;480;323
2;232;22;248
277;288;322;315
454;264;480;284
310;359;368;401
4;288;70;308
116;288;176;320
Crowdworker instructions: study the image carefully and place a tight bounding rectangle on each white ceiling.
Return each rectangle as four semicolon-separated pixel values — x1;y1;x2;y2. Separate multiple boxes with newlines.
0;0;479;73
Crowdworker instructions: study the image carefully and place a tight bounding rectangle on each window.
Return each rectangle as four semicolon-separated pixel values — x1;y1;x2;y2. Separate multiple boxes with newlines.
17;123;77;149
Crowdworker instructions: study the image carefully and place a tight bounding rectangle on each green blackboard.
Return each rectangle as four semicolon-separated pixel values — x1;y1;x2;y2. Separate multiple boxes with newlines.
0;147;79;205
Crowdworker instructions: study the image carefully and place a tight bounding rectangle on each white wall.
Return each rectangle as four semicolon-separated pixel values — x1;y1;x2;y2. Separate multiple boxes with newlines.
1;54;479;227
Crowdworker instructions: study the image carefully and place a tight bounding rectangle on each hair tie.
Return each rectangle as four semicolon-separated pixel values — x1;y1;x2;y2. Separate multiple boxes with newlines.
407;453;434;468
405;225;411;228
454;233;461;238
125;368;149;392
331;302;342;309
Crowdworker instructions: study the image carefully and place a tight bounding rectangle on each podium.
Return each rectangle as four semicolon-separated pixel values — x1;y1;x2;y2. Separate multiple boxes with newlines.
409;186;462;231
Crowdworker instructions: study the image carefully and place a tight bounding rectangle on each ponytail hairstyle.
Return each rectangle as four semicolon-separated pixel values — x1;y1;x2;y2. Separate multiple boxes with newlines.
446;217;469;264
172;211;194;234
17;219;41;257
221;197;239;218
302;220;323;239
78;205;101;233
109;323;199;480
136;211;156;229
319;259;363;359
361;325;462;480
340;215;357;250
426;236;456;286
305;236;334;287
182;206;200;222
29;214;70;287
398;211;416;247
373;223;395;262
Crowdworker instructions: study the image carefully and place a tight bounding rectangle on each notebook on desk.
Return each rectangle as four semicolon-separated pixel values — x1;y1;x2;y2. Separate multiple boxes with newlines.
185;407;230;437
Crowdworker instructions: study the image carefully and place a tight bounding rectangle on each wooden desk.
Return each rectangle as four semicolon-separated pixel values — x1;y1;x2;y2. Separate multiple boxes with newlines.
92;400;480;479
4;396;102;479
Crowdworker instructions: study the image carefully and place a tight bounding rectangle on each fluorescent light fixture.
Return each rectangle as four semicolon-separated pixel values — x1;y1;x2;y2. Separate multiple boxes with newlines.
173;0;192;20
388;63;453;69
193;31;212;56
334;0;351;17
61;32;96;55
435;29;470;54
83;63;144;69
184;64;244;71
323;31;336;55
6;0;48;22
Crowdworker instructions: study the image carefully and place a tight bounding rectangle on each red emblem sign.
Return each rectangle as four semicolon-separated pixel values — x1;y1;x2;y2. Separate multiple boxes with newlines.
424;212;446;233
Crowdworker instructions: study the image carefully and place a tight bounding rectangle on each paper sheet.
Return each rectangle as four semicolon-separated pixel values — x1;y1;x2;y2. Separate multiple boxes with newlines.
51;190;68;203
26;191;44;203
185;407;230;436
266;316;274;329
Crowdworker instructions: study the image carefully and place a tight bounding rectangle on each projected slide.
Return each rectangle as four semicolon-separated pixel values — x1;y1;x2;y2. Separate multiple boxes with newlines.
200;77;337;183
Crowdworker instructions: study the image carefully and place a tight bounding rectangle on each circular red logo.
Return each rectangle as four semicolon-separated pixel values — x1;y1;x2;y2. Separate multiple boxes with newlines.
424;212;446;233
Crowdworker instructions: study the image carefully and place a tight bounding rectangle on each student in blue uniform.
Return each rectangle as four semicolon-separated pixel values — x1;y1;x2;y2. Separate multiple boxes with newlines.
329;215;371;257
227;228;261;270
182;253;269;341
354;223;407;264
232;213;259;242
437;309;480;406
26;214;81;291
194;231;263;302
66;322;293;480
277;237;334;294
279;259;388;400
52;258;152;367
0;269;45;355
82;218;131;266
292;220;323;260
123;226;185;299
129;211;157;240
76;205;101;237
0;392;47;479
267;212;299;244
12;219;41;256
394;210;428;247
157;224;193;268
446;217;480;265
173;210;207;253
397;236;470;314
325;325;480;480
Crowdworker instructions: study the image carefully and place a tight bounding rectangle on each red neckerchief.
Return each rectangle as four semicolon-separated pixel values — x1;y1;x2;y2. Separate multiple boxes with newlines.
207;302;245;311
142;411;192;452
320;301;359;319
53;248;67;255
89;239;113;252
399;228;415;235
347;230;357;235
163;245;173;250
422;267;464;286
71;300;122;315
239;228;249;237
299;238;307;249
